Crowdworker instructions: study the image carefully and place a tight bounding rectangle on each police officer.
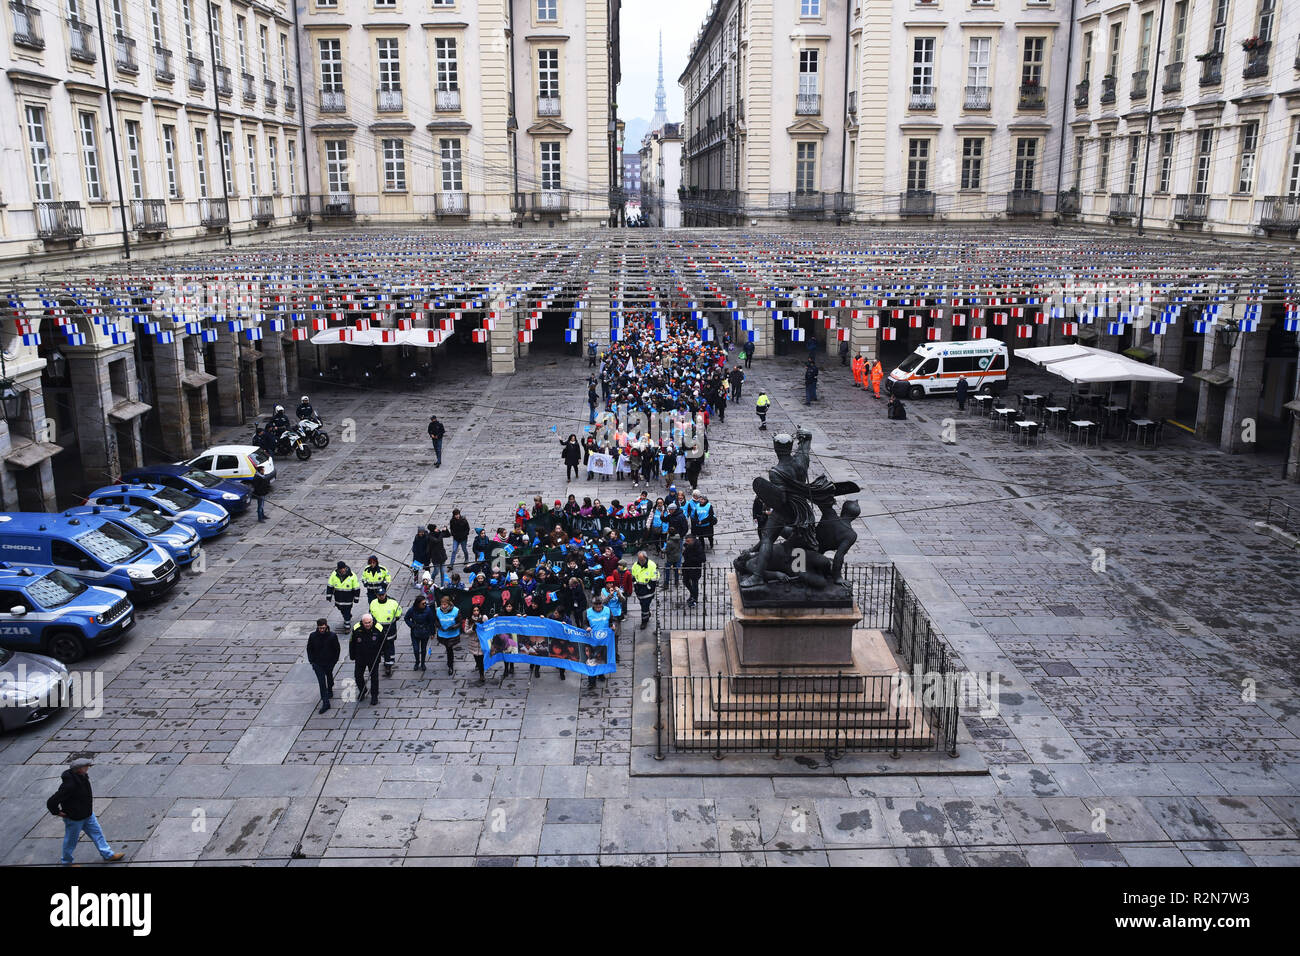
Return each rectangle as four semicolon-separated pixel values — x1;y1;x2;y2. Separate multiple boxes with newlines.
369;586;403;677
349;614;384;706
296;395;317;422
361;555;391;604
326;562;360;631
630;550;659;631
270;404;290;431
756;391;771;430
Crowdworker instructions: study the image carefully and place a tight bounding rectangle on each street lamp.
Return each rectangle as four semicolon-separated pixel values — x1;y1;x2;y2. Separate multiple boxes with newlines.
1;380;21;422
1216;321;1241;350
47;350;68;381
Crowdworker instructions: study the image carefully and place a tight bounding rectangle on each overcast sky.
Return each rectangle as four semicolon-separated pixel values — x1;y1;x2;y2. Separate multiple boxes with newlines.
619;0;710;124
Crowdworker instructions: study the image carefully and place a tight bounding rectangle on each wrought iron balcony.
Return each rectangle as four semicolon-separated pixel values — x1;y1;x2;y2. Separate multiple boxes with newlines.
435;191;469;216
510;192;528;214
531;190;569;213
35;201;84;240
114;32;138;73
1007;189;1043;216
131;198;167;233
832;192;855;214
1162;61;1183;93
153;45;173;82
899;190;935;217
199;197;228;227
187;55;205;91
291;194;310;221
787;191;825;216
68;18;95;63
1108;191;1137;220
1260;195;1300;233
241;71;256;103
1100;74;1116;104
319;192;356;218
1242;41;1271;79
283;84;295;111
435;87;460;112
1057;187;1081;217
1073;79;1089;107
1018;83;1045;110
537;94;561;116
253;195;273;224
1198;51;1222;86
1172;193;1208;223
1130;68;1148;100
795;92;821;115
319;87;345;112
11;2;42;50
215;64;233;97
847;90;857;114
376;86;402;112
908;85;935;111
263;78;276;107
965;85;990;110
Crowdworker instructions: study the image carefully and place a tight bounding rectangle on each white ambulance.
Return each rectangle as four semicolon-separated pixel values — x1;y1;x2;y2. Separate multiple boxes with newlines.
888;340;1009;398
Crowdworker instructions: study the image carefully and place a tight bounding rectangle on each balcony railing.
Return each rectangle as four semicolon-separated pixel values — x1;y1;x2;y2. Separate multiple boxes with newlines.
1108;192;1138;220
1260;195;1300;233
1130;68;1148;100
531;190;569;213
1100;74;1117;104
68;18;95;63
291;194;310;221
1243;41;1271;80
795;92;821;115
847;90;857;114
241;71;256;103
253;195;274;224
965;85;990;110
787;191;825;216
537;94;561;116
319;192;355;218
832;192;855;214
1198;51;1223;86
1162;61;1183;93
1057;187;1081;217
1006;189;1043;216
35;201;84;240
215;64;233;97
187;55;205;91
11;2;43;50
153;45;173;81
376;86;402;112
1018;83;1045;110
199;197;228;227
908;85;935;111
435;87;460;112
435;191;469;216
510;192;528;214
263;78;276;107
1172;193;1208;223
131;198;167;233
319;87;345;112
114;32;138;73
1073;79;1089;107
899;190;935;217
283;84;295;111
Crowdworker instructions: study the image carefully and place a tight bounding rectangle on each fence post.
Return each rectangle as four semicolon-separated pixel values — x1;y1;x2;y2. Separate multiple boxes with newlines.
773;673;783;760
653;664;665;761
714;672;724;761
891;673;902;759
833;670;844;759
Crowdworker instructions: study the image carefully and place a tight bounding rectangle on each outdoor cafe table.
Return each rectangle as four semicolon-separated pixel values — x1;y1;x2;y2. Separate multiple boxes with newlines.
1103;404;1127;438
1126;418;1158;445
971;394;994;416
1012;420;1040;445
1044;406;1069;430
993;407;1019;431
1069;420;1099;446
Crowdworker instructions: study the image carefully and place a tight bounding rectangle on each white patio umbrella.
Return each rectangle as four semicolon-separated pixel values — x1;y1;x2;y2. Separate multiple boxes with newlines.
1045;353;1184;385
1015;344;1102;366
309;327;384;346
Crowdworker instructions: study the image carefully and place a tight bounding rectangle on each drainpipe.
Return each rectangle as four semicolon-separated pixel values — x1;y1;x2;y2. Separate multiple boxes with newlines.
207;6;233;246
291;0;313;231
508;0;520;224
1054;0;1080;215
837;0;852;214
92;0;130;259
1136;0;1168;237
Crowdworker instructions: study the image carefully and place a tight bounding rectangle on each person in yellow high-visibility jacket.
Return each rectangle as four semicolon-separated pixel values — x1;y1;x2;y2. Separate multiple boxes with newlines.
870;360;884;400
369;589;403;677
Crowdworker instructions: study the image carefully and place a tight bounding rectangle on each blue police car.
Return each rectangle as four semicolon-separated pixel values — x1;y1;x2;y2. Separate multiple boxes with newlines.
84;484;230;539
122;464;251;514
64;505;202;567
0;563;134;663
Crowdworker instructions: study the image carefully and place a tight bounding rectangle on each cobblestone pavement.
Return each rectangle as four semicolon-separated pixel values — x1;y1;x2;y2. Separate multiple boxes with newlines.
2;342;1298;866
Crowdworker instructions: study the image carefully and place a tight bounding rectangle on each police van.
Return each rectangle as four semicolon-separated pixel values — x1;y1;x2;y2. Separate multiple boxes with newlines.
0;513;179;601
888;340;1009;398
64;505;202;567
0;563;134;663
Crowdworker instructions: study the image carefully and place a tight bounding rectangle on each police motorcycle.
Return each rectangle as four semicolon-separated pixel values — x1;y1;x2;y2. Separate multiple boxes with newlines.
255;406;312;461
295;396;330;449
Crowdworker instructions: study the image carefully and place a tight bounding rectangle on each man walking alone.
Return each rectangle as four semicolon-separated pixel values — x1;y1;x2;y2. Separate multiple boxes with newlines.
307;618;339;713
428;415;446;468
47;758;124;865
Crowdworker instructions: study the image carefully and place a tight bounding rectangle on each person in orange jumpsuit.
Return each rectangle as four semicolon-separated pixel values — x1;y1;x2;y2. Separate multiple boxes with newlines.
870;359;884;399
852;354;864;387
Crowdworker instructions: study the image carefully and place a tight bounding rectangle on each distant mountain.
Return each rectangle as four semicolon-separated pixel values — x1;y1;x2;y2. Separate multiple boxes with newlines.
623;117;649;151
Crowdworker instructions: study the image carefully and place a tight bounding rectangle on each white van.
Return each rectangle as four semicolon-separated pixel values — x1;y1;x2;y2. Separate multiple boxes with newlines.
888;340;1009;398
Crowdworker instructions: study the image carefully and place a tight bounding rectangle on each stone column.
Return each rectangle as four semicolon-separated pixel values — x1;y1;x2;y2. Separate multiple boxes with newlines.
746;307;774;358
850;308;878;365
240;350;261;422
260;332;288;400
0;420;16;509
68;353;118;487
151;339;191;459
1147;313;1184;421
487;299;516;375
282;335;300;395
213;334;243;425
1195;310;1232;445
1221;317;1269;454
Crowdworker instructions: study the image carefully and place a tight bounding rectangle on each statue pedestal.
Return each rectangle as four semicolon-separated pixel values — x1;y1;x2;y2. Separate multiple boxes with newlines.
729;573;859;667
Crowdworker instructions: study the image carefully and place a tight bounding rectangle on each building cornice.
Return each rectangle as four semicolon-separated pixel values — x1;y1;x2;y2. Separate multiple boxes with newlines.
362;23;412;31
369;121;415;132
426;120;472;133
525;34;569;41
420;21;469;30
311;122;358;132
7;68;56;89
526;119;572;136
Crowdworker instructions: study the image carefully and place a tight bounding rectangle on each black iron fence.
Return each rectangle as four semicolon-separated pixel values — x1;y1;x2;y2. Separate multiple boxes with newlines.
652;564;962;758
1265;497;1296;537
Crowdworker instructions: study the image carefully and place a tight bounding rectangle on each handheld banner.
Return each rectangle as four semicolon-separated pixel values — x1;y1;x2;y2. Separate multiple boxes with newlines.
478;615;616;677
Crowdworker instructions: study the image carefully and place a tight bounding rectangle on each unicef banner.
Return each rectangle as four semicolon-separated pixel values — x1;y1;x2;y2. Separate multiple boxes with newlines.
477;615;617;677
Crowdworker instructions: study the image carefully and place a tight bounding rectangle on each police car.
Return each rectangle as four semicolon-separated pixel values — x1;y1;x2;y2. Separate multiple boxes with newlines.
84;483;230;539
65;505;202;567
0;563;134;663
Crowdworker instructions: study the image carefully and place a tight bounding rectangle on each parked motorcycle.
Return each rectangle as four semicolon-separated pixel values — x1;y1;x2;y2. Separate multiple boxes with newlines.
283;423;313;460
297;414;330;449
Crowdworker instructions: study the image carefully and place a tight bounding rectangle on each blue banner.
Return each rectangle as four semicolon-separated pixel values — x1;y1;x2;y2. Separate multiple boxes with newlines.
477;615;616;676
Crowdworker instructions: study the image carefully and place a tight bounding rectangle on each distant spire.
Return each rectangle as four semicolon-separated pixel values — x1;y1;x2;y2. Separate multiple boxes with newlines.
651;31;669;130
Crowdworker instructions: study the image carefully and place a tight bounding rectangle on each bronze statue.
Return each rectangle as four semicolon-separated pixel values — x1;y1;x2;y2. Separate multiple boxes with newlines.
735;428;860;603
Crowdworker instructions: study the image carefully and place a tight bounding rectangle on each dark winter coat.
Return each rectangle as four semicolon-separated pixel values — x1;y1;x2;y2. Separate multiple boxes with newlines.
411;532;431;564
349;623;384;664
47;769;94;820
449;515;470;542
307;627;340;669
561;440;582;465
682;539;707;569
